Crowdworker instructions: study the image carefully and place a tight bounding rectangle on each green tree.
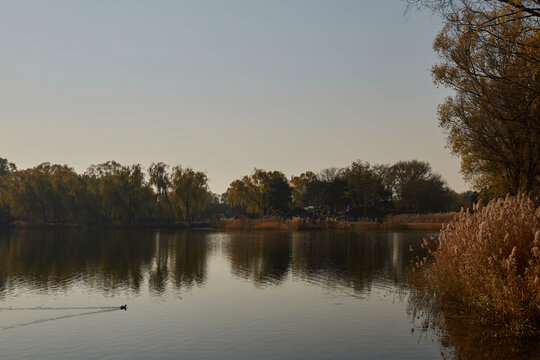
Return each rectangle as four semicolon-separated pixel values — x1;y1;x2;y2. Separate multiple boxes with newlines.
8;163;82;222
343;161;379;217
390;160;452;213
0;158;16;222
0;158;17;176
148;162;175;220
85;161;151;223
265;171;292;215
372;164;394;214
171;166;209;223
319;168;347;216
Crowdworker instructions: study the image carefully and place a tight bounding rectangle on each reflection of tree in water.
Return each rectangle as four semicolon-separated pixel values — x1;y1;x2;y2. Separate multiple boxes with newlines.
148;231;170;295
0;229;209;296
291;232;416;293
170;231;208;290
0;229;155;294
408;289;540;360
227;232;292;286
90;230;155;292
0;229;422;297
146;231;208;295
225;231;420;292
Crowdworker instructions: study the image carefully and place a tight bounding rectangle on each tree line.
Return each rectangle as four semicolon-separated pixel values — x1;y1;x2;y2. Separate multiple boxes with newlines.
0;157;474;225
0;159;210;224
225;160;473;218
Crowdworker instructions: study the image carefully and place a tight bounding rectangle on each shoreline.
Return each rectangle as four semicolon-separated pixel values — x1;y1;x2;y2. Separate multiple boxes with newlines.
0;221;444;231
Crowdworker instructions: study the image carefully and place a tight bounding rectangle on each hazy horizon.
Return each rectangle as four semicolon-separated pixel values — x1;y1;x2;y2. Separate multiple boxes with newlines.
0;0;468;194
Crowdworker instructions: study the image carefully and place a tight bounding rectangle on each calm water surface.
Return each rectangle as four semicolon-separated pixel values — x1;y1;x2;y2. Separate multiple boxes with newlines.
0;229;536;359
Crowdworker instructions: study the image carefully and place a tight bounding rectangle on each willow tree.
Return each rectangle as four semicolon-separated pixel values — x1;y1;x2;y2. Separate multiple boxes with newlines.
226;169;292;216
7;163;83;222
85;161;152;223
226;178;253;214
148;162;174;221
171;166;209;223
290;171;319;208
409;0;540;195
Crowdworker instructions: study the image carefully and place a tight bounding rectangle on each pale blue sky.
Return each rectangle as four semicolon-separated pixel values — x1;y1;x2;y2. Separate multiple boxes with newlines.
0;0;467;193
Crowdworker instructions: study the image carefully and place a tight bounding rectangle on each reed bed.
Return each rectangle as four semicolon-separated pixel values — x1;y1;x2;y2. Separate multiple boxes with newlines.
212;217;288;231
212;213;453;231
384;212;457;224
410;193;540;335
213;217;339;231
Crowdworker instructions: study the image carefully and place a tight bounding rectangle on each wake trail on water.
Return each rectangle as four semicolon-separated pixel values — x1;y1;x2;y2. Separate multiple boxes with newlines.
1;308;120;330
0;306;119;311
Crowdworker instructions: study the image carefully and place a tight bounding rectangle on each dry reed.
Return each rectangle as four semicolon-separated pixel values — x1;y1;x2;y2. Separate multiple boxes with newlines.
384;212;457;224
212;213;456;231
411;193;540;334
212;216;344;231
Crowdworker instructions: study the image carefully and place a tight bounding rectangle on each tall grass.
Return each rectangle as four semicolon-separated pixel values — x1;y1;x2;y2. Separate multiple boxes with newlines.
212;217;288;230
212;217;338;231
411;193;540;334
384;212;457;224
212;213;454;231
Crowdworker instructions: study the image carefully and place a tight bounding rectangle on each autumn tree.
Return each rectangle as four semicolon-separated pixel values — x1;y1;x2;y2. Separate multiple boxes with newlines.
290;171;320;208
408;0;540;195
226;169;292;216
407;0;540;20
226;178;254;214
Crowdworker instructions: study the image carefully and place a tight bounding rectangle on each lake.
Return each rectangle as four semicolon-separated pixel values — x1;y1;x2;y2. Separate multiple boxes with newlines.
0;229;536;359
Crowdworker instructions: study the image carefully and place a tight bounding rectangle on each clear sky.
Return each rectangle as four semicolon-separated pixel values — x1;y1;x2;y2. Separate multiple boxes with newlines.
0;0;468;194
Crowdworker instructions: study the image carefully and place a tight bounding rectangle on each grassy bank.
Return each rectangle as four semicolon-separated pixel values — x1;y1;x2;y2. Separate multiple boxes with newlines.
211;213;456;231
410;193;540;335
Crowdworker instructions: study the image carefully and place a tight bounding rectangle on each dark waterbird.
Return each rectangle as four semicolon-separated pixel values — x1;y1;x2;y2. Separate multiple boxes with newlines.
120;304;127;310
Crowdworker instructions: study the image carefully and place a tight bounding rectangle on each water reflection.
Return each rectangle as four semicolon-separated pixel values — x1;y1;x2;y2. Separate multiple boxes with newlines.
0;229;209;297
408;288;540;360
3;229;532;359
147;231;209;295
291;231;412;293
226;232;292;286
0;229;422;298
